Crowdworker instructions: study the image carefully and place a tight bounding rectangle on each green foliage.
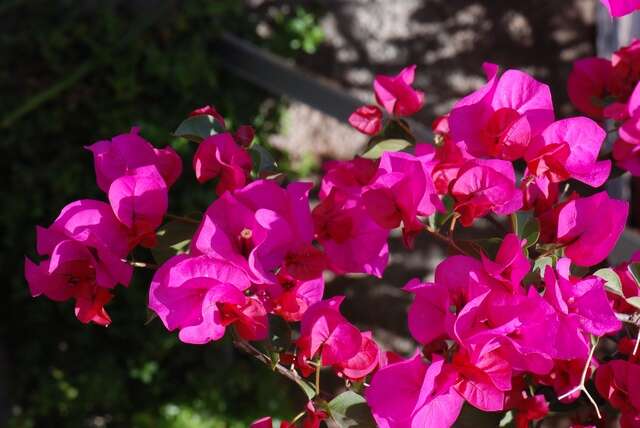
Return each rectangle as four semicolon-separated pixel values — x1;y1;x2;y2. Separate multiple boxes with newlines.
1;1;321;426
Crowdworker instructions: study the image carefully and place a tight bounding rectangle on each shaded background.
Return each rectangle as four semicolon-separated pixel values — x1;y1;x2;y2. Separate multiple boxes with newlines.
1;0;605;427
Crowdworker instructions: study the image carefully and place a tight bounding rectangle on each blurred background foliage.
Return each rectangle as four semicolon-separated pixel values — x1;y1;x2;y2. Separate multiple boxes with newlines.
1;1;324;426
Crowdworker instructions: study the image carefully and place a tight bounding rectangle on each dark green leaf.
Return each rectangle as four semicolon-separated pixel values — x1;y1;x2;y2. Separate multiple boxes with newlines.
628;262;640;288
151;220;199;264
173;115;223;142
328;391;376;428
594;268;624;297
250;144;278;175
295;378;317;400
510;212;539;249
361;139;411;159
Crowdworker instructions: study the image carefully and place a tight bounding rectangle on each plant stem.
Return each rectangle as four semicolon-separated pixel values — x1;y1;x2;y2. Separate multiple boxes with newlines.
165;213;200;225
425;226;469;256
557;336;602;419
315;358;321;397
126;260;158;269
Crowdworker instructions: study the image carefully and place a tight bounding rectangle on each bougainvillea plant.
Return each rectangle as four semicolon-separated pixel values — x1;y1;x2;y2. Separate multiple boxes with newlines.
24;9;640;428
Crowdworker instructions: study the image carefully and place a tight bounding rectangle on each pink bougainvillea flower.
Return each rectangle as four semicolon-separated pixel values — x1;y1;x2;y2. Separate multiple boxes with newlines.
610;252;640;314
233;124;255;147
373;64;425;116
417;117;475;195
454;290;558;375
25;200;133;325
320;157;378;199
522;174;559;214
362;151;443;247
148;254;267;344
348;104;383;135
405;254;497;346
449;63;554;160
298;296;362;366
525;117;611;188
451;158;523;226
192;180;318;283
366;353;464;428
270;271;324;322
543;259;621;359
189;104;226;127
567;58;612;118
601;0;640;17
506;377;549;427
613;137;640;176
451;340;512;411
615;82;640;175
193;132;252;195
405;279;456;345
334;331;380;381
86;128;182;192
313;188;389;277
596;360;640;428
611;39;640;100
556;191;628;266
108;165;168;248
480;233;530;294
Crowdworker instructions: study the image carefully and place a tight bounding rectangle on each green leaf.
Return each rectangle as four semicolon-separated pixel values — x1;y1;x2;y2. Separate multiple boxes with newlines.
499;411;514;427
249;144;278;175
151;220;199;264
626;296;640;310
173;115;223;142
295;378;317;400
594;268;624;297
328;391;376;428
510;212;539;248
361;139;411;159
533;256;555;274
521;218;540;249
628;262;640;288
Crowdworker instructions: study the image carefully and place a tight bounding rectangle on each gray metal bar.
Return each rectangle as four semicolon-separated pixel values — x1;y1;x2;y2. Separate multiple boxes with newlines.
215;32;432;140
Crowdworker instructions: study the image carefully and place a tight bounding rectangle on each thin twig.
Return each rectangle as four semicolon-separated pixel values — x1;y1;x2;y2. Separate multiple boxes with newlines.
125;260;159;269
425;226;469;256
232;338;324;398
557;337;602;419
165;213;200;225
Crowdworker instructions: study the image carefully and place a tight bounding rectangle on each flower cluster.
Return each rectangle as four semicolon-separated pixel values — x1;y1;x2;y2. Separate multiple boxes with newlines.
24;47;640;428
25;129;181;325
569;38;640;176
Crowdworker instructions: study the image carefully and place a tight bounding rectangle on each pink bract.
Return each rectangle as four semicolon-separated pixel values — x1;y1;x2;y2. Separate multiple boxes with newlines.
451;159;523;226
525;117;611;188
348;105;383;135
449;64;554;160
86;128;182;192
192;180;319;284
373;64;425;116
601;0;640;17
556;191;629;266
567;57;612;118
366;354;464;428
193;132;252;195
148;254;266;344
298;296;362;366
313;188;389;277
108;165;168;248
362;151;443;247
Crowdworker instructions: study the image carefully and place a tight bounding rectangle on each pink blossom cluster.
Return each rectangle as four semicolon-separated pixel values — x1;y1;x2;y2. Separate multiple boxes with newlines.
25;61;640;427
25;128;181;325
569;39;640;176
